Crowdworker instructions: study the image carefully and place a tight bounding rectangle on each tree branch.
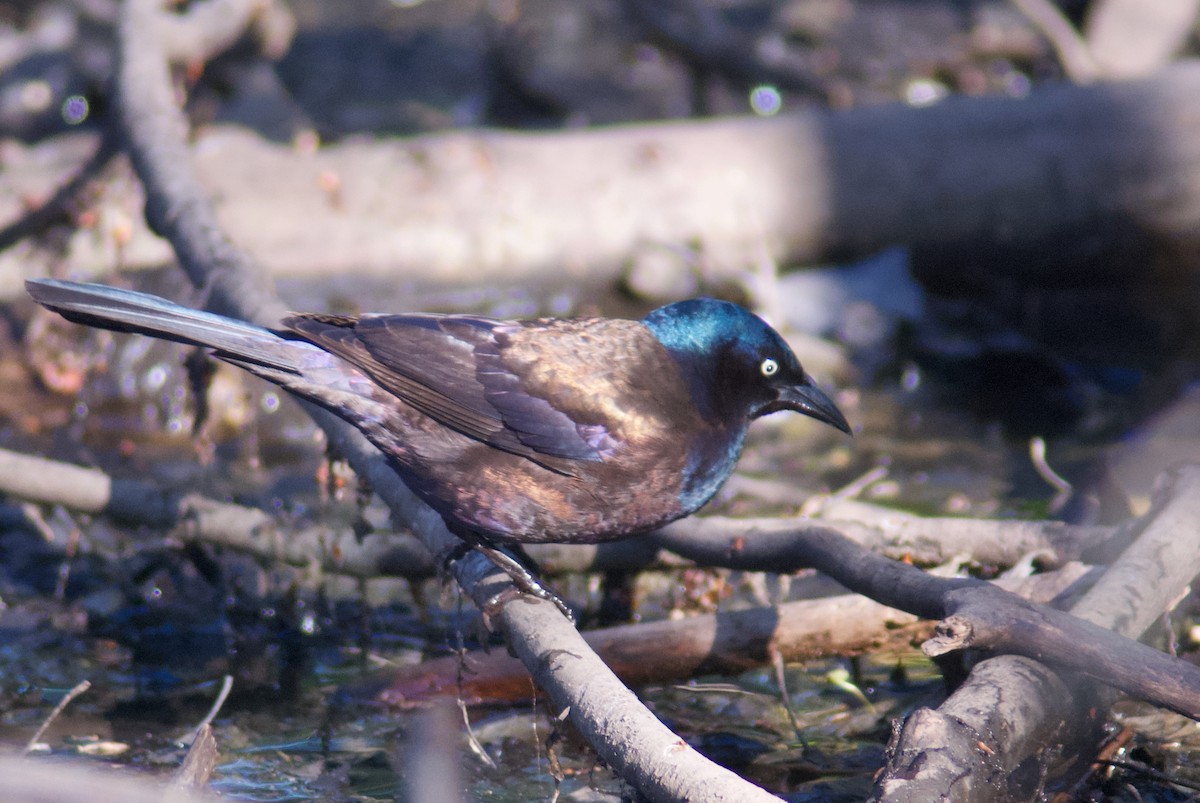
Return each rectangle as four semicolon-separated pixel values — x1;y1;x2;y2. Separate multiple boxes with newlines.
652;474;1200;720
875;463;1200;799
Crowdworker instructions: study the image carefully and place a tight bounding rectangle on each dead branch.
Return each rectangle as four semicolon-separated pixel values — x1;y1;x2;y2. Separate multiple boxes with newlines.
1085;0;1200;79
651;474;1200;719
0;128;121;255
356;564;1095;708
7;60;1198;290
156;0;294;65
23;680;91;755
1010;0;1099;82
674;502;1123;568
116;8;283;324
0;444;443;577
874;463;1200;800
367;588;926;708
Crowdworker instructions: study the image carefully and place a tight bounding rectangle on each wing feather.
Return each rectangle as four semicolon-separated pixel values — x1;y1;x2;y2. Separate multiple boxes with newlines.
284;312;609;470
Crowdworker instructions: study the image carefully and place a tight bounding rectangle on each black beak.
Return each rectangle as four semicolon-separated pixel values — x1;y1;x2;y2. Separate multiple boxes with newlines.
774;377;852;434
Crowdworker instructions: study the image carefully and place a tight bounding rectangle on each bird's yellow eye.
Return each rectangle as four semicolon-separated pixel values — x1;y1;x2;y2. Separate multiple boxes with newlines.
760;358;778;377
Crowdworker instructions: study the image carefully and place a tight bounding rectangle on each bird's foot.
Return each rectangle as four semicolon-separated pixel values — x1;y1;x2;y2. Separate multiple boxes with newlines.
479;586;524;631
470;542;576;624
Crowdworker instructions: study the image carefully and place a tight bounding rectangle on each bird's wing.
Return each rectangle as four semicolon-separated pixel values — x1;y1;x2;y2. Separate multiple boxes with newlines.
483;317;686;451
284;312;608;468
473;324;616;460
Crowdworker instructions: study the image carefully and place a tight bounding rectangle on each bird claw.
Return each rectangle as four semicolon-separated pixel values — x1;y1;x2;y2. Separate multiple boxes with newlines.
463;541;576;624
480;586;523;631
481;582;575;626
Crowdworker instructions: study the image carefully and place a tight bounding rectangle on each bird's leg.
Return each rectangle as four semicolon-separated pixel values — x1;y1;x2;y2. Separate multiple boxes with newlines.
446;535;575;623
474;542;575;623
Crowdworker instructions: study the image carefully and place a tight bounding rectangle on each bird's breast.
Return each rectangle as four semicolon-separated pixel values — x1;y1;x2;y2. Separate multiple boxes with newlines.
675;424;747;514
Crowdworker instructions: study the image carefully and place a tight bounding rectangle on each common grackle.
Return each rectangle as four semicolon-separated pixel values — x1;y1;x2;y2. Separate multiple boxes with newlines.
27;280;850;602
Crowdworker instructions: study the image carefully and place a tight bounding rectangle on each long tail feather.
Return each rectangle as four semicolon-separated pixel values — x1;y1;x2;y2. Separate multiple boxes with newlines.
26;279;302;373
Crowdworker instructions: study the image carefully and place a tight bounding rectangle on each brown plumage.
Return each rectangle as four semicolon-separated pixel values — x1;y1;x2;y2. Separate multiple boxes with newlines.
26;279;851;558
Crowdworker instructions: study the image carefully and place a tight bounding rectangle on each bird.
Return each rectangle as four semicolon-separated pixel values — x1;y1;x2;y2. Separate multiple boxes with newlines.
27;279;851;607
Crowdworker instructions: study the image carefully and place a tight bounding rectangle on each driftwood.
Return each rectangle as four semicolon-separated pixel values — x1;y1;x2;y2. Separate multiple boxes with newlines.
190;57;1200;288
8;62;1200;295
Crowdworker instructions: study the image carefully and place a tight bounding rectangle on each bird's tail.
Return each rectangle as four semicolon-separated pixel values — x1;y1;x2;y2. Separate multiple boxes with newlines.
25;279;303;373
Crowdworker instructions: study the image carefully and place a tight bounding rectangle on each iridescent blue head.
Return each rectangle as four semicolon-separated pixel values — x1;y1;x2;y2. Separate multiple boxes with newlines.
643;298;850;433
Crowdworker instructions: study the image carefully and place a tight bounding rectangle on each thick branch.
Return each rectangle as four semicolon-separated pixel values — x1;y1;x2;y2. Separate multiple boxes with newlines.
71;61;1200;285
116;0;283;324
652;484;1200;719
875;464;1200;800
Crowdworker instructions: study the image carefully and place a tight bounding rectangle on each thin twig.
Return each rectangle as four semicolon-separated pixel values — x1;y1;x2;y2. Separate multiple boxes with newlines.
24;679;92;754
179;675;233;747
457;697;497;769
1029;436;1072;513
770;647;805;742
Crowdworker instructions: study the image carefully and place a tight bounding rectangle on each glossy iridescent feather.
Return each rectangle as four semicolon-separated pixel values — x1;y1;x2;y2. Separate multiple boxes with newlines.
27;280;849;545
